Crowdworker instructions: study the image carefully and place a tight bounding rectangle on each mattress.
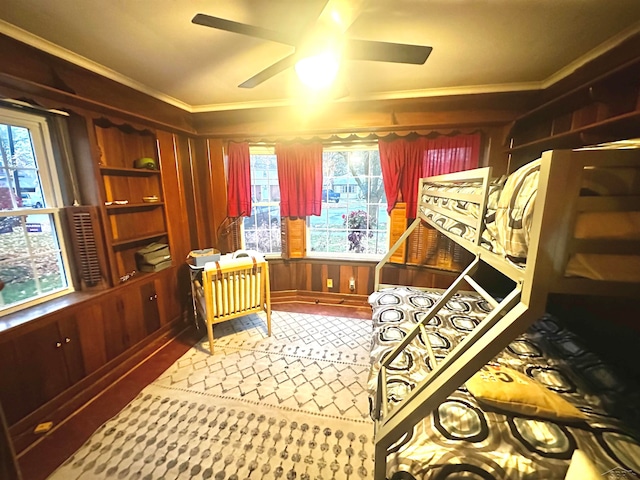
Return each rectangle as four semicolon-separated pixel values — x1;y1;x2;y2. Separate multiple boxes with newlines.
419;161;640;281
368;287;640;480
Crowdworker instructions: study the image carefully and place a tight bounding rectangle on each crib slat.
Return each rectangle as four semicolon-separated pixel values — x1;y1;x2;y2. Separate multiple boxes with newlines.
201;256;272;354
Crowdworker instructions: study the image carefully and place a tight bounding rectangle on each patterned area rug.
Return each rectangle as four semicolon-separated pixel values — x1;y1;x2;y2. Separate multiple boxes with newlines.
49;310;375;480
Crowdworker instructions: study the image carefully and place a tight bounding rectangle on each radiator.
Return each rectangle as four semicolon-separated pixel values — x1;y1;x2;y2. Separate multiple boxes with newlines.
198;254;271;354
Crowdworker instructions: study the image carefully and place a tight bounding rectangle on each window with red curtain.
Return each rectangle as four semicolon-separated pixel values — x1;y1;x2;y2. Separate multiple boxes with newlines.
275;142;323;217
379;133;481;218
378;137;424;218
226;141;251;217
423;133;481;177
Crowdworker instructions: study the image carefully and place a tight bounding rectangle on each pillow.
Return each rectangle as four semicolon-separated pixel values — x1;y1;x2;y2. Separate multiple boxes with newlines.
466;365;586;421
494;159;541;260
564;450;602;480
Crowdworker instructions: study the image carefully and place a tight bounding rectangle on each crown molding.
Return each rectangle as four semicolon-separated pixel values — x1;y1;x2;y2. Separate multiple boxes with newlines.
542;20;640;88
2;18;638;114
0;20;192;112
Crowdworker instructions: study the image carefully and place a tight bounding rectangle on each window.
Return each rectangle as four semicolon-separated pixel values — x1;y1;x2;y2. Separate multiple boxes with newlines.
308;146;388;258
242;147;281;255
0;108;73;315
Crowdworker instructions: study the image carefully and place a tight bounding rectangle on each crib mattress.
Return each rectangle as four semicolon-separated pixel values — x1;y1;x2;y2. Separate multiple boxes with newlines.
368;287;640;480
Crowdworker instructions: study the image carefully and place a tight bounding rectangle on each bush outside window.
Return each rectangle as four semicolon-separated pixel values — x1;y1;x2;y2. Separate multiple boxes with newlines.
308;146;388;258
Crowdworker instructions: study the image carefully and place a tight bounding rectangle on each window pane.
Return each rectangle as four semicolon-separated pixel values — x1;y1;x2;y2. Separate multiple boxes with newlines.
242;150;281;255
0;123;44;211
308;148;389;257
0;109;72;315
0;213;68;310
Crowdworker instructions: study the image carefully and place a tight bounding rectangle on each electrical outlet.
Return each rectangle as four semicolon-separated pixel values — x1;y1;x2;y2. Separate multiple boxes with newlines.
349;278;356;291
327;278;333;288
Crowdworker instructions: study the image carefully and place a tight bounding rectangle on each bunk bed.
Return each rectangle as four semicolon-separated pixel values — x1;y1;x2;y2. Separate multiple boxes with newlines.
370;148;640;479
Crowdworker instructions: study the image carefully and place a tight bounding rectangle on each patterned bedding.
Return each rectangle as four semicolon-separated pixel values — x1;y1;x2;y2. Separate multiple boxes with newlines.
419;160;640;279
368;287;640;480
419;179;504;253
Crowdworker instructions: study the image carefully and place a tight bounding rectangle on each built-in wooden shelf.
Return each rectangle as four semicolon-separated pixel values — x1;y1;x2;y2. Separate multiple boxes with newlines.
111;231;168;248
507;56;640;164
99;166;161;176
105;202;165;212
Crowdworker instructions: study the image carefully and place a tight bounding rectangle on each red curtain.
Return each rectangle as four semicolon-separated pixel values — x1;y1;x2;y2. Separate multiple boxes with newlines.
423;134;481;176
227;142;252;217
275;143;323;217
379;137;426;218
379;133;482;218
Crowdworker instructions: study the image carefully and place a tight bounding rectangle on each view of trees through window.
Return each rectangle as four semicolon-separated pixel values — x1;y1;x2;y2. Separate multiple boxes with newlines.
242;145;388;257
242;150;282;254
0;109;71;314
309;147;388;256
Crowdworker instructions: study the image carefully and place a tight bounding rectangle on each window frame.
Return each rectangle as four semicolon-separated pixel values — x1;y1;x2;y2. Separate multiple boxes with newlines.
0;107;74;316
241;146;282;258
306;143;389;261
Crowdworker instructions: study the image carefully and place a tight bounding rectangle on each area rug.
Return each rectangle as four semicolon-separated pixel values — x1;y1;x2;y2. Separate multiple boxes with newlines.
48;310;375;480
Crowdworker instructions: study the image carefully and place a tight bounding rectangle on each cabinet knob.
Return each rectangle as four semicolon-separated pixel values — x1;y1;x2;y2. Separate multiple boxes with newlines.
55;341;62;348
149;293;158;301
65;337;71;343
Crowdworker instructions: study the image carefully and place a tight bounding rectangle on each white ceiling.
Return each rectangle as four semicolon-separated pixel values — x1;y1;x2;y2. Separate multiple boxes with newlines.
2;0;640;113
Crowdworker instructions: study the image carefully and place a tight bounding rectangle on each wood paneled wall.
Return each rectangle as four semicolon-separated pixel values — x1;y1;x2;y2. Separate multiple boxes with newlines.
269;258;462;300
0;34;193;132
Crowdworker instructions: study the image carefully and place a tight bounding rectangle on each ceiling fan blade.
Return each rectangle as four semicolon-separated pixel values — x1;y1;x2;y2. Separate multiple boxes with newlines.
192;13;298;46
345;39;432;65
238;53;299;88
316;0;366;32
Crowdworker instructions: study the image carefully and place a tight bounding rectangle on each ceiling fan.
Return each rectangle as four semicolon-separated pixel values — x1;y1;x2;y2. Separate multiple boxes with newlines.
192;0;432;90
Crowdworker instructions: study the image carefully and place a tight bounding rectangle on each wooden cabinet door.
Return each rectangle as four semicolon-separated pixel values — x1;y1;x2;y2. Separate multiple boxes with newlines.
140;279;160;336
155;267;185;327
101;286;144;360
73;302;108;376
0;322;70;425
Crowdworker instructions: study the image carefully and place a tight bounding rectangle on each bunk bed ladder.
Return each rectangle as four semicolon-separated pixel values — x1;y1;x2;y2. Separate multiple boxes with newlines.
374;256;532;479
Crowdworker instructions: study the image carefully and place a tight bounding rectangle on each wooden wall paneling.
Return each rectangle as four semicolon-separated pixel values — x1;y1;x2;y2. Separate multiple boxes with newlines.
339;264;355;293
66;113;102;206
311;263;323;292
189;137;215;249
206;139;229;252
191;92;535;138
175;135;199;252
357;265;374;295
156;130;190;262
0;35;193;132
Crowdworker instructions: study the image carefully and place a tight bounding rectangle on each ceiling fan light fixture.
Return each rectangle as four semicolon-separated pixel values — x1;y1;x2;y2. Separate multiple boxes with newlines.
295;51;341;90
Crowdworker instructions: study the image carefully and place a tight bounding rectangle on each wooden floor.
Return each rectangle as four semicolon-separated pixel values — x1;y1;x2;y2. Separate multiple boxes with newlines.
16;302;371;480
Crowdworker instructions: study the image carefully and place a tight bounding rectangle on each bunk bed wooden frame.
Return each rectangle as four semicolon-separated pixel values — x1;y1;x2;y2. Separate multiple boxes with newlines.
372;148;640;479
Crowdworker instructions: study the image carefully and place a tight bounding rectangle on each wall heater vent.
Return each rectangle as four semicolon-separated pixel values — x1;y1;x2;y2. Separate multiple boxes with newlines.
65;206;109;290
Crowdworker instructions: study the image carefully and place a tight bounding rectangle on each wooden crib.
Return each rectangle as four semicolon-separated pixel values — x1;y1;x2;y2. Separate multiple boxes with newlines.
196;252;271;354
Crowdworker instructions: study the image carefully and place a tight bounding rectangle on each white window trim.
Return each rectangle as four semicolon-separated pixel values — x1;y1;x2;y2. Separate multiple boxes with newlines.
0;107;74;316
306;144;389;260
